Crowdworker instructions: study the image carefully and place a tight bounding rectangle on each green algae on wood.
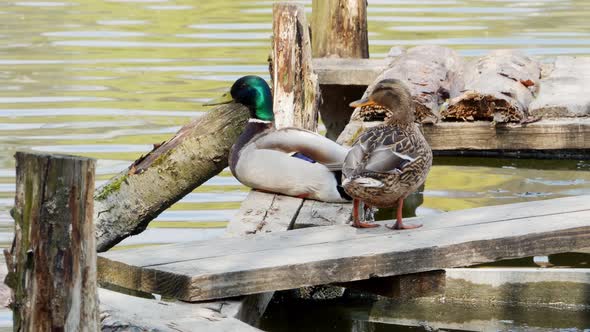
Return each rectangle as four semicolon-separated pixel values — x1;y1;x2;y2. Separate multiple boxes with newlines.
94;103;250;252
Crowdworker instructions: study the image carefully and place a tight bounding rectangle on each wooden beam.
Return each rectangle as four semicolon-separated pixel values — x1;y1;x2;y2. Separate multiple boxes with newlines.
271;3;319;131
313;58;388;86
94;103;250;252
97;195;590;302
339;270;446;299
337;119;590;155
6;152;98;331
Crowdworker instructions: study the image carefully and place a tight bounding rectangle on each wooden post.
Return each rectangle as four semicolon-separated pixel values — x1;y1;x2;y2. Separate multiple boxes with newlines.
311;0;369;139
94;103;250;251
271;2;320;131
5;152;98;331
311;0;369;59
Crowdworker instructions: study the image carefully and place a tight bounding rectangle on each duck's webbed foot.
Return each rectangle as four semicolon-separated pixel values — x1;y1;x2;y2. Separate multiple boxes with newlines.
385;198;422;230
351;199;380;228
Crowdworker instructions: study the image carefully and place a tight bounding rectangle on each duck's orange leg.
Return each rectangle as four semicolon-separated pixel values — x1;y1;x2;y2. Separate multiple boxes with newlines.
352;199;379;228
387;198;422;230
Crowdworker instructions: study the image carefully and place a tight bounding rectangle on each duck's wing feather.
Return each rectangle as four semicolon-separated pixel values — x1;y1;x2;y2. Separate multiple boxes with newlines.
343;126;420;177
253;127;350;166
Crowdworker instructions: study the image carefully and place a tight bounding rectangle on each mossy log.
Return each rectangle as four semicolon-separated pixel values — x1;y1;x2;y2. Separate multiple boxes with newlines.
271;2;319;131
442;50;541;122
351;45;464;124
94;103;249;252
6;152;98;331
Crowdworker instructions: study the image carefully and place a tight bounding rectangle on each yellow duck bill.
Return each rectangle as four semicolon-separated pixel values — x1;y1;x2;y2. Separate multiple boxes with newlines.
349;97;376;108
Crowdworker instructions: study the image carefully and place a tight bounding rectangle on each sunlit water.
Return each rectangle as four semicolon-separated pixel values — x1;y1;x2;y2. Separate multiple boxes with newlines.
1;0;590;330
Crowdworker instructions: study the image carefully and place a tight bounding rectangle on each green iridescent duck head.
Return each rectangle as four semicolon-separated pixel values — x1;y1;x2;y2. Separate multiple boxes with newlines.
205;75;274;122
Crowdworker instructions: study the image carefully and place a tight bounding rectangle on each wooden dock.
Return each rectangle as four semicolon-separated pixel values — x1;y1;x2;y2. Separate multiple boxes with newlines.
98;195;590;302
316;56;590;156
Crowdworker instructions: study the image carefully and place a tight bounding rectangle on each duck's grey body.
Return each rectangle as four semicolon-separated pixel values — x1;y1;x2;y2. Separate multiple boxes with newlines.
229;121;351;203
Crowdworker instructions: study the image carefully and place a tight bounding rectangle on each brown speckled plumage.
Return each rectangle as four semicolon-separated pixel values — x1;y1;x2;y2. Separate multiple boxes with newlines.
343;79;432;228
342;122;431;207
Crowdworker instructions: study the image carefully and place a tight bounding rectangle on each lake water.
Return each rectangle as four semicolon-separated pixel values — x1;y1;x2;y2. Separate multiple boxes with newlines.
1;0;590;330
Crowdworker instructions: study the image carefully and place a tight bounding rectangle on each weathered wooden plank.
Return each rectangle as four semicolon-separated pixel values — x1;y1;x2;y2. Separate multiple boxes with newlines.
530;56;590;117
337;119;590;152
99;288;261;332
339;270;446;299
294;200;352;227
313;58;388;86
224;191;303;237
98;195;590;302
271;3;319;131
443;50;542;122
101;195;589;268
351;45;463;123
210;191;302;326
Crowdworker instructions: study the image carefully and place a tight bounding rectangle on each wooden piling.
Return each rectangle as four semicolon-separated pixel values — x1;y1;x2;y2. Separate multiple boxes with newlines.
311;0;369;59
271;2;319;131
312;0;369;139
5;152;98;331
94;103;250;251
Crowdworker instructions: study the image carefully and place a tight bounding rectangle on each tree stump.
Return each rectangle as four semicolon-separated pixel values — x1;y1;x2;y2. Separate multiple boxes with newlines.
6;152;98;331
271;2;320;131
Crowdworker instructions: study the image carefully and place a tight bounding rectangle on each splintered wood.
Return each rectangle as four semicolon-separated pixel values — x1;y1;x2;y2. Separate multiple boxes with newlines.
442;50;541;122
271;3;319;131
97;195;590;302
352;45;464;123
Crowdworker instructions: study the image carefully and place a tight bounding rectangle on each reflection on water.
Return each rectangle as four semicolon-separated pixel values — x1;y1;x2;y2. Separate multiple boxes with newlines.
1;0;590;330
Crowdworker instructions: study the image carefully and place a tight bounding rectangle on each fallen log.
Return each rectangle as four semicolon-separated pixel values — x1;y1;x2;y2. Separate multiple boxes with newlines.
94;103;250;252
530;56;590;117
351;45;464;124
442;50;541;123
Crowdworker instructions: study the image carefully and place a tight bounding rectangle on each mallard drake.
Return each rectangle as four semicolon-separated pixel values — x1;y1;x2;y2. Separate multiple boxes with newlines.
342;79;432;229
205;75;351;203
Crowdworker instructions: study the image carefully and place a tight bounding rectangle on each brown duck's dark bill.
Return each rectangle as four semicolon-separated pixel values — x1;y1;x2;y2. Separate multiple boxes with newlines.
349;97;375;108
203;91;233;106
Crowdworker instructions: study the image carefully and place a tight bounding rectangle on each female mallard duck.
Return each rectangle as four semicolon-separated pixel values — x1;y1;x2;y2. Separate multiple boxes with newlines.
206;75;351;203
342;79;432;229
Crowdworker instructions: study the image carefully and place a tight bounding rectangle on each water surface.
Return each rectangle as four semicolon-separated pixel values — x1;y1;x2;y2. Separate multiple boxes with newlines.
1;0;589;330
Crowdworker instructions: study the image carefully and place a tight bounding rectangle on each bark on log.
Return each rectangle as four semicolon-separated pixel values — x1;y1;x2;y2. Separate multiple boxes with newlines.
6;152;98;331
442;50;541;123
271;3;319;131
351;45;464;124
530;56;590;117
312;0;369;139
94;103;249;252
